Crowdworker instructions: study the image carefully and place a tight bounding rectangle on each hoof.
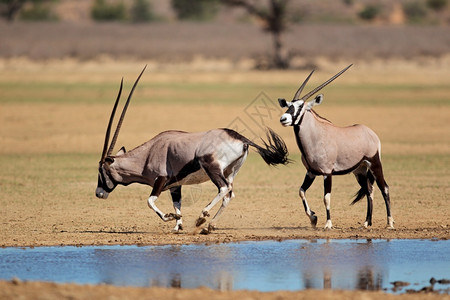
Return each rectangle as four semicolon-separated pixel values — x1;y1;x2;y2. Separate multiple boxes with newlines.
199;227;210;235
324;220;333;230
387;217;395;229
165;213;182;220
363;221;372;229
310;215;318;228
172;224;183;233
196;217;207;227
208;224;216;232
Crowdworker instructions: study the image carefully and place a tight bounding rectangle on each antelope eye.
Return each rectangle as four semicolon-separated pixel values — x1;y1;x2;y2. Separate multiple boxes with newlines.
286;106;295;114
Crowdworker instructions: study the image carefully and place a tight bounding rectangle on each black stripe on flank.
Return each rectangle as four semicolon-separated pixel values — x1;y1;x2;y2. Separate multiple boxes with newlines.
166;159;202;187
331;160;365;175
331;153;378;176
330;154;377;176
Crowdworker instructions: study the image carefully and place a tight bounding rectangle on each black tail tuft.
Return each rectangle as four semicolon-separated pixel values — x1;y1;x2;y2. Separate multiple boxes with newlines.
351;170;375;205
351;188;366;206
251;128;291;166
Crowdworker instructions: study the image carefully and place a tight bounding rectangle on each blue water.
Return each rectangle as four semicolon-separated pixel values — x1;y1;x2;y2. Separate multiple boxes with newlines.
0;239;449;293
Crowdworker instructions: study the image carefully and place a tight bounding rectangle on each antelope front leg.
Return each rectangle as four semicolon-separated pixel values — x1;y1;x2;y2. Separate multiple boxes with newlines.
323;175;333;230
147;177;181;222
299;172;317;227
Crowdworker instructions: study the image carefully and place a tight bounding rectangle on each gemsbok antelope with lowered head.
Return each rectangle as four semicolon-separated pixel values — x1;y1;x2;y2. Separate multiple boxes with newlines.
278;65;394;229
96;67;289;233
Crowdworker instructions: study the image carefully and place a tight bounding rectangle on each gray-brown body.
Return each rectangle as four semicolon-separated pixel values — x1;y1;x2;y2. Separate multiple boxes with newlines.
278;65;394;229
96;67;289;233
296;111;380;175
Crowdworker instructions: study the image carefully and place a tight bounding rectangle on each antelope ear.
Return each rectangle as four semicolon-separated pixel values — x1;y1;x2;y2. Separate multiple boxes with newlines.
105;157;115;164
116;146;126;156
307;94;323;110
278;98;289;108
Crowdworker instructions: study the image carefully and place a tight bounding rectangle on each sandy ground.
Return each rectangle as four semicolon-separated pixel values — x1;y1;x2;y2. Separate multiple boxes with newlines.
1;280;449;300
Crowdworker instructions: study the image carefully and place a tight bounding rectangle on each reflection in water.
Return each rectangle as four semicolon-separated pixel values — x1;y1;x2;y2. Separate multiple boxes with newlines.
0;239;448;294
302;267;383;291
355;267;383;291
298;239;388;291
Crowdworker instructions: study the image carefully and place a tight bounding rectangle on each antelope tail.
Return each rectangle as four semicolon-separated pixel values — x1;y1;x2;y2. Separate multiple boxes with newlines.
351;170;375;205
248;128;290;166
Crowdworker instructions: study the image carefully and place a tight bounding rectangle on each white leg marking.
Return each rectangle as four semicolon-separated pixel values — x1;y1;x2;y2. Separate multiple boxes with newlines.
387;216;395;229
173;206;183;232
300;188;312;216
196;186;231;231
210;195;231;228
300;188;317;227
324;193;331;210
147;195;175;222
201;186;230;217
324;193;332;229
299;189;307;210
324;219;333;230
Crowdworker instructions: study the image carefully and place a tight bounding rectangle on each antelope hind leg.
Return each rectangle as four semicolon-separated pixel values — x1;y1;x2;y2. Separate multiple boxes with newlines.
196;186;230;229
170;186;183;232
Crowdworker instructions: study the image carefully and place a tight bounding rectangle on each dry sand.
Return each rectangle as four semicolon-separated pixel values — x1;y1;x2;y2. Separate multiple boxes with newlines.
1;280;449;300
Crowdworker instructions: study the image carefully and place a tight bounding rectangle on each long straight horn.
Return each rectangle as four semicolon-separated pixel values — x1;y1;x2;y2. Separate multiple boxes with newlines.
101;78;123;162
293;69;314;101
107;65;147;157
300;64;353;101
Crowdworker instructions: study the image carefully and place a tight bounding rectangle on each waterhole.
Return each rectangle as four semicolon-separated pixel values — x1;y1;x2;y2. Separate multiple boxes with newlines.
1;239;448;294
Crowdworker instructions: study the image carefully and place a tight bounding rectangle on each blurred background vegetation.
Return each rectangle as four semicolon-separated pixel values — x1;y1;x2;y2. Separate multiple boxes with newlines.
1;0;447;24
0;0;449;69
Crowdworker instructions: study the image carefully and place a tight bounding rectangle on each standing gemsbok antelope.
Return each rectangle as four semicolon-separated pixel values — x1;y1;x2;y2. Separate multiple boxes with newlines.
278;65;394;229
96;66;289;233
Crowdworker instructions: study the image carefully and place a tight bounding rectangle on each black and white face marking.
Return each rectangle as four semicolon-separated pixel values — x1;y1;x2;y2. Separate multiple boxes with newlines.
278;95;324;127
278;98;305;127
95;161;116;199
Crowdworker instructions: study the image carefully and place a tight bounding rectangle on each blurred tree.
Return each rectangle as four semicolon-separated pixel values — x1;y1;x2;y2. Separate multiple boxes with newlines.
171;0;220;21
221;0;290;69
342;0;354;6
403;1;428;23
0;0;50;22
426;0;447;12
358;4;381;21
131;0;155;23
19;0;57;21
91;0;126;22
